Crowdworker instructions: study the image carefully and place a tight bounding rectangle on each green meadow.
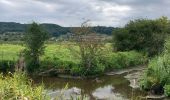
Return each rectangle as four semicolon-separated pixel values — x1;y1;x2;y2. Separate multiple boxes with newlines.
0;42;112;62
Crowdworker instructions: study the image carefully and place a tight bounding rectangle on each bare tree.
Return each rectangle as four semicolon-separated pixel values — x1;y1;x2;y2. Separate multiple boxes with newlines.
70;21;105;75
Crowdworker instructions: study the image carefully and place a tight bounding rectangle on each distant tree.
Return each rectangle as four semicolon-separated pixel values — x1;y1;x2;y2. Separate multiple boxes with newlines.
24;22;49;73
114;16;169;56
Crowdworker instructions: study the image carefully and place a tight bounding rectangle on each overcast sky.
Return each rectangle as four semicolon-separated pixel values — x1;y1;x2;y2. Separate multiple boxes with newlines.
0;0;170;27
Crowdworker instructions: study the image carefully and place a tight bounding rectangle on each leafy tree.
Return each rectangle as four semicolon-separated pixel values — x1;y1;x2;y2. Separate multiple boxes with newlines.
24;22;49;73
114;17;169;56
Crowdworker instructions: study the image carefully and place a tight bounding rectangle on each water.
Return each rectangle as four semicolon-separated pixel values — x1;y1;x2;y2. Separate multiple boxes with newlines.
33;71;146;100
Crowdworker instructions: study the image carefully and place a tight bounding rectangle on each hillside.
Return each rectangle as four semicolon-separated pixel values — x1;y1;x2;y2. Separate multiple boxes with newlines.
0;22;116;37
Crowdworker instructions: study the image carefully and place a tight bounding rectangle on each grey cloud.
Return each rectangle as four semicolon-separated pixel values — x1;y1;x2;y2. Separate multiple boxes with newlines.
0;0;169;27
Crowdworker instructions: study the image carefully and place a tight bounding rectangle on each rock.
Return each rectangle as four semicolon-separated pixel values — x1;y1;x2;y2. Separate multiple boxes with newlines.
47;87;82;99
124;71;144;89
72;87;81;95
94;78;102;83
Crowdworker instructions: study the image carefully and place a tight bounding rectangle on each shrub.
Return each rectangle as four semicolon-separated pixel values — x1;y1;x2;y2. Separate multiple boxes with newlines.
41;56;79;70
114;17;169;56
0;60;15;73
140;57;166;90
70;65;83;76
83;58;105;76
140;53;170;94
164;85;170;97
103;51;146;70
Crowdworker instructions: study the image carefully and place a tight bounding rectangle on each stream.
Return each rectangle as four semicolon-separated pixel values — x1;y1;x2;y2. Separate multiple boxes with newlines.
33;66;147;100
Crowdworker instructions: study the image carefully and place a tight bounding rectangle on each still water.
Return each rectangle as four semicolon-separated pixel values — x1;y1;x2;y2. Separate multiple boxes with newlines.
33;70;147;100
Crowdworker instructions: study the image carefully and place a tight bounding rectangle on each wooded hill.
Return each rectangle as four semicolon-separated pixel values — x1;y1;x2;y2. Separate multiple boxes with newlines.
0;22;117;37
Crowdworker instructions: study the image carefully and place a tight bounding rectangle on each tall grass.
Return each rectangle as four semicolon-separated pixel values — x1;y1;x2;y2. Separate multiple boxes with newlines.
140;37;170;96
0;72;50;100
0;72;90;100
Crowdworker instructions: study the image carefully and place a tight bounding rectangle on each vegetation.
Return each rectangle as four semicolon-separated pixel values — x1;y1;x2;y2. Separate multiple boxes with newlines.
140;38;170;96
164;85;170;97
1;16;170;99
0;72;49;100
102;51;146;70
70;21;106;76
0;72;89;100
24;22;49;73
0;43;146;76
114;17;169;56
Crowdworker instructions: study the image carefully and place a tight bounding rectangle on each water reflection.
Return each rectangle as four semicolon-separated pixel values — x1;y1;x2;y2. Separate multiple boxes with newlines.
33;73;146;100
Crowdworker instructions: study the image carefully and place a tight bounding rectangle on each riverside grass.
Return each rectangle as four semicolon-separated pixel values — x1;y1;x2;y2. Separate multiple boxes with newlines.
0;72;89;100
0;72;50;100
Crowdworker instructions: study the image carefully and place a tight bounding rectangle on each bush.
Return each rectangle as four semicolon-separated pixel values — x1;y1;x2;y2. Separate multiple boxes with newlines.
114;17;169;56
0;60;15;73
70;65;83;76
41;56;79;70
140;37;170;94
103;51;146;70
164;85;170;97
140;53;170;94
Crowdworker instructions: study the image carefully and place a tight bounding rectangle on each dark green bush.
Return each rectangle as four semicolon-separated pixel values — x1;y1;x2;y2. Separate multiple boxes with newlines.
41;57;78;69
70;65;83;76
0;60;15;73
114;17;169;56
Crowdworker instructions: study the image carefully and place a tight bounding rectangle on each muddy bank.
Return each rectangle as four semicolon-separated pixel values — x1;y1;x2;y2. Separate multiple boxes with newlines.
106;65;146;75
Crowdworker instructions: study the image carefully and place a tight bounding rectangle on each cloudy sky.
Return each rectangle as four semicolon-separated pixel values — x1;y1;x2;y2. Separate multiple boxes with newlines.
0;0;170;27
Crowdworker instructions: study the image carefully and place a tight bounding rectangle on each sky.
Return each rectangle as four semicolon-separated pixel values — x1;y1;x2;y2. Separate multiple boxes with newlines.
0;0;170;27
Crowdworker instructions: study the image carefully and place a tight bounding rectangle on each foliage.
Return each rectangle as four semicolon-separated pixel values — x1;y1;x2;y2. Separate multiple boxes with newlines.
24;22;49;73
70;21;106;76
114;17;169;56
164;85;170;97
140;38;170;95
0;43;146;76
0;60;15;73
102;51;146;70
0;72;49;100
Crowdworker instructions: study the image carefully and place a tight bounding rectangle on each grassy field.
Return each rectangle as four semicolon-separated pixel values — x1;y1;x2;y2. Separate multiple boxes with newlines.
0;44;24;61
0;43;77;61
0;42;112;62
